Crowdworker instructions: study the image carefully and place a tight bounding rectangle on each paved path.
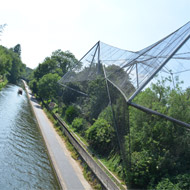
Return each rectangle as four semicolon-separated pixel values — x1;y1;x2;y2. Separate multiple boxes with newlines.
23;81;91;190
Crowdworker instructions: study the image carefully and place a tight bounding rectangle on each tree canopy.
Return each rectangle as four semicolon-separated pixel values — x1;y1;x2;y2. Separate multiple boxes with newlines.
29;49;78;101
0;44;25;84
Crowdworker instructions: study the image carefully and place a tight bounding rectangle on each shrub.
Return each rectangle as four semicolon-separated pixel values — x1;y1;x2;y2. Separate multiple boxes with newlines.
60;103;67;116
64;105;79;124
86;118;115;155
98;106;113;125
156;178;180;190
175;174;190;190
72;117;88;136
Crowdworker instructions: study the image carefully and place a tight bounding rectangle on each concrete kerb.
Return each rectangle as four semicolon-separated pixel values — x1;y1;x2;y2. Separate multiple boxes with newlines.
22;80;64;190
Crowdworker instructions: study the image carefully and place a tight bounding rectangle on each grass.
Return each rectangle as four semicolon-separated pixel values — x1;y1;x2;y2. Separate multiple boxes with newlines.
83;163;103;190
65;124;89;147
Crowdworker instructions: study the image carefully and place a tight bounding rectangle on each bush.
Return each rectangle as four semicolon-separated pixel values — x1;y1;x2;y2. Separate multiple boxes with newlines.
60;103;67;116
98;106;113;125
156;178;180;190
72;117;88;136
64;105;79;124
29;79;38;93
174;174;190;190
86;118;115;155
155;173;190;190
129;150;154;188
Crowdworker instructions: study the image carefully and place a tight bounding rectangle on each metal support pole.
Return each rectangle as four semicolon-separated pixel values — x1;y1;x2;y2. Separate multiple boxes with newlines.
128;32;190;102
103;65;123;153
97;41;101;74
128;102;190;129
126;103;131;169
136;62;139;89
103;65;130;180
171;72;175;89
88;42;99;78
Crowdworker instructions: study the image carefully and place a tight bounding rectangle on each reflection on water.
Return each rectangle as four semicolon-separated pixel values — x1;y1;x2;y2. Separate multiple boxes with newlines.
0;84;60;189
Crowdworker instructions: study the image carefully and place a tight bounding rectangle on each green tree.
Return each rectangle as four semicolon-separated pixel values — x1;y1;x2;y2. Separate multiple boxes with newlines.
128;77;190;188
0;45;25;84
86;77;109;122
0;51;12;75
29;78;38;94
13;44;21;57
29;49;79;100
38;73;60;100
64;105;79;124
72;117;88;136
33;49;78;81
156;178;180;190
8;52;25;83
51;49;78;75
61;83;82;105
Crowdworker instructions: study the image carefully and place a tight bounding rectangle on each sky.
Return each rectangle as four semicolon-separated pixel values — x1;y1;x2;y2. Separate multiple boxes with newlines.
0;0;189;69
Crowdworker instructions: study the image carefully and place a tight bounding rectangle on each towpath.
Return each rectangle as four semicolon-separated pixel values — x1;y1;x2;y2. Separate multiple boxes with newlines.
23;81;92;190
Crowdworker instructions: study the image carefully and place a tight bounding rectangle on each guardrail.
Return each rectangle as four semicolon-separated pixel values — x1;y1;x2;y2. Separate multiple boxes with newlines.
44;104;122;190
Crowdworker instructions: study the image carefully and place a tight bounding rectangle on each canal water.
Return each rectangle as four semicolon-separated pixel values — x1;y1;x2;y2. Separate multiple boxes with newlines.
0;84;60;189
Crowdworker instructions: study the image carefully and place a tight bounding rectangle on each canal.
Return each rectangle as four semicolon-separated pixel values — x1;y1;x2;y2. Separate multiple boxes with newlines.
0;84;60;189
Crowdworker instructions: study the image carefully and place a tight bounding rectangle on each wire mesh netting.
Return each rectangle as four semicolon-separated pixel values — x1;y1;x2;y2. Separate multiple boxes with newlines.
58;21;190;186
59;22;190;102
